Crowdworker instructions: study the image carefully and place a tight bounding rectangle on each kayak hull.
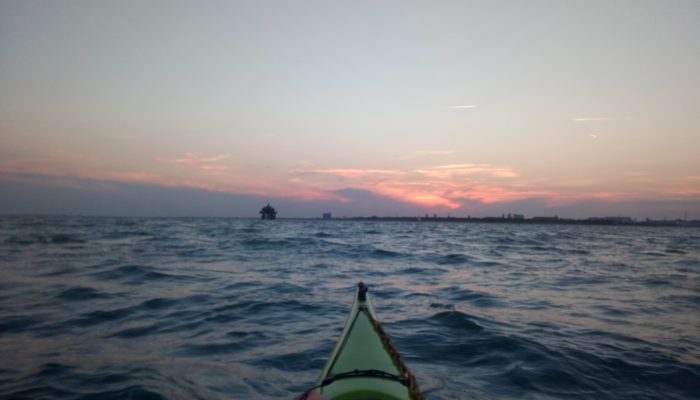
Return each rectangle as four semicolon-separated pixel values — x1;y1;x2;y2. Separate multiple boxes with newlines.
308;282;422;400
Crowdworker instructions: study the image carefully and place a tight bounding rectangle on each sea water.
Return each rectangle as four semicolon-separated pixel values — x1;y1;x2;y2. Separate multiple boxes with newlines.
0;216;698;399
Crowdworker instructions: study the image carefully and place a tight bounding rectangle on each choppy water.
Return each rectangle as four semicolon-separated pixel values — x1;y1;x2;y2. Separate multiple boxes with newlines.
0;216;699;399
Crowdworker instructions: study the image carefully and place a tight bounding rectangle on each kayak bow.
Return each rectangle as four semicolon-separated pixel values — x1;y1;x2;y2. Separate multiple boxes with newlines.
300;282;424;400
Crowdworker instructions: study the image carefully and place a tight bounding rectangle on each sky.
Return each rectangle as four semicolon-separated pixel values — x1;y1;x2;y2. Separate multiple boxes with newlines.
1;0;699;219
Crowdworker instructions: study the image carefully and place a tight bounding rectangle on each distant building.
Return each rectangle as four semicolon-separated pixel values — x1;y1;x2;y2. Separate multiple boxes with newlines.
322;212;332;220
513;214;525;220
604;216;632;223
260;204;277;220
587;216;633;224
532;216;559;222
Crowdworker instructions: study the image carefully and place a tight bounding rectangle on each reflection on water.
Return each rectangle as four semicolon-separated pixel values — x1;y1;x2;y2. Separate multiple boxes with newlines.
0;216;699;399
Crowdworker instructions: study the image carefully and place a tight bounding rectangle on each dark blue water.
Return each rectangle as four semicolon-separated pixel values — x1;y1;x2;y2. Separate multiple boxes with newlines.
1;216;699;399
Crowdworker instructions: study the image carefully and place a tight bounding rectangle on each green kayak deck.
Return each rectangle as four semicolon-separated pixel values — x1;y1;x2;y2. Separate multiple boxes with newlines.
301;282;423;400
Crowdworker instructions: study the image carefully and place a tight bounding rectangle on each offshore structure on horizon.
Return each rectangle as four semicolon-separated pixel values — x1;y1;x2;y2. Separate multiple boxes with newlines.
260;204;277;220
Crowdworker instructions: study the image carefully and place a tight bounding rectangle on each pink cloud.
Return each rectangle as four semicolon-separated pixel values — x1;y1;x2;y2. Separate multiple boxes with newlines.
417;163;519;179
3;153;698;214
297;168;405;180
288;163;526;208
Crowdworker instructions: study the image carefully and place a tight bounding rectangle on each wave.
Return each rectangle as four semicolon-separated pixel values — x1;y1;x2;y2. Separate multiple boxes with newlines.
0;314;44;335
109;323;162;339
0;363;168;400
428;310;485;332
240;236;318;249
69;307;135;327
434;286;505;308
250;347;330;372
175;331;269;356
314;232;335;238
3;233;85;245
434;253;472;265
371;248;404;258
399;266;448;275
91;265;194;284
2;216;699;399
55;287;113;301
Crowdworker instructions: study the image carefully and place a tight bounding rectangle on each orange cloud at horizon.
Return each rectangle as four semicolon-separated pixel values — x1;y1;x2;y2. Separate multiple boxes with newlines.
2;154;699;213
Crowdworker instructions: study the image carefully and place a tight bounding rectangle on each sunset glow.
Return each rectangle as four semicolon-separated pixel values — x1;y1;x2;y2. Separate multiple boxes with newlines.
1;1;699;218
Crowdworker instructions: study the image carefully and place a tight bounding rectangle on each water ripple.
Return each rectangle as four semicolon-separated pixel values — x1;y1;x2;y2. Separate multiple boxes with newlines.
1;216;699;399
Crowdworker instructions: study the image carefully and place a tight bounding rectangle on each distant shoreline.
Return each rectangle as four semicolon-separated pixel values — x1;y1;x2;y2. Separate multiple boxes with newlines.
1;214;698;227
333;216;700;227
